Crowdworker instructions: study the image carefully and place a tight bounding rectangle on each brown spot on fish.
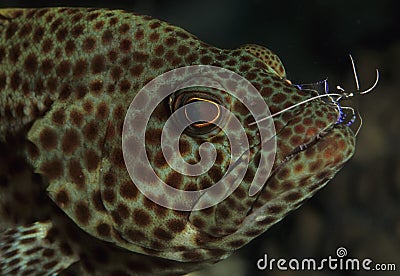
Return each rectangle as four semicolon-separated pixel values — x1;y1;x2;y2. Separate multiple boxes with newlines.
24;54;38;74
134;29;144;40
96;223;111;238
153;228;173;241
83;121;98;141
40;158;63;181
39;127;57;150
59;84;72;101
103;189;116;204
117;203;130;220
56;60;71;78
56;27;68;42
72;59;88;78
83;149;99;172
61;129;80;154
70;110;83;126
65;40;75;56
83;37;96;52
132;209;151;227
74;85;88;99
102;30;113;45
119;79;131;94
33;26;44;43
55;190;70;207
111;148;125;168
119;181;138;200
10;71;21;90
126;229;145;242
90;80;103;95
71;24;84;38
91;55;106;74
166;219;186;233
68;160;85;188
120;39;132;53
75;201;91;224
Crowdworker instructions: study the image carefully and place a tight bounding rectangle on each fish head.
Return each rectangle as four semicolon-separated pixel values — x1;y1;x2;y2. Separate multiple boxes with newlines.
118;44;357;260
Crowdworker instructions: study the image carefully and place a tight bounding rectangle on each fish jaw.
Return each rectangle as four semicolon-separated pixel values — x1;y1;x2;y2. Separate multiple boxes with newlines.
240;124;356;237
218;96;357;248
191;124;356;259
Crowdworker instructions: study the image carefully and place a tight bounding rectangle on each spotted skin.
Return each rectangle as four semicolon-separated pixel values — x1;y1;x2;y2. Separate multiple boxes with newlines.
0;7;355;275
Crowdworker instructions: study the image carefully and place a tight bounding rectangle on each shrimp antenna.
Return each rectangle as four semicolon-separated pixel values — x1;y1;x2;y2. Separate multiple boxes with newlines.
359;69;380;94
350;54;380;95
248;93;344;126
249;56;379;128
355;109;363;136
350;54;360;91
346;55;379;136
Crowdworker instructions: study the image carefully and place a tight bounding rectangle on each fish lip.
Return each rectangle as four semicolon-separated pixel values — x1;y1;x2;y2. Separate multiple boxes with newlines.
276;122;337;172
242;116;338;183
245;122;342;216
269;97;345;168
288;123;336;159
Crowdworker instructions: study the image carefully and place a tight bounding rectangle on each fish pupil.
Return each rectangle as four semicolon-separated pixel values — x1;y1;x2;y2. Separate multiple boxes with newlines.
184;98;220;128
169;92;224;136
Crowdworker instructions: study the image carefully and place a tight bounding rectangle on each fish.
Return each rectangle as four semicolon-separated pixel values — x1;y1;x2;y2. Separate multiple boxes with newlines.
0;7;356;275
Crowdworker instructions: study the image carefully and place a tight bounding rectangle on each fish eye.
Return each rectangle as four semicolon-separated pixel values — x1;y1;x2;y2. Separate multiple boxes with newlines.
169;91;225;136
184;97;220;127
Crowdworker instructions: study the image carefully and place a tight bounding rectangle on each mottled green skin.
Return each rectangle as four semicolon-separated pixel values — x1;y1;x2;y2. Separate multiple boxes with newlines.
0;8;355;275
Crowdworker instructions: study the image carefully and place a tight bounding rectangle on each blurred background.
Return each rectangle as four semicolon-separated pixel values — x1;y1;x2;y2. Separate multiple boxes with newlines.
1;1;398;275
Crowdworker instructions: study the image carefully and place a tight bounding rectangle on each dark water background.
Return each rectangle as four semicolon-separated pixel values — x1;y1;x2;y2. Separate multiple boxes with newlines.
1;1;399;275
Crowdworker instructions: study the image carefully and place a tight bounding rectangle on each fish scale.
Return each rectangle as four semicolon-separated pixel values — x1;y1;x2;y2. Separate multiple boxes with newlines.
0;7;355;275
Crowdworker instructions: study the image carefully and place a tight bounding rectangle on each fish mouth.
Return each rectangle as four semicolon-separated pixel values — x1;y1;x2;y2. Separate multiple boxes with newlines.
244;100;356;212
276;120;336;169
222;98;353;201
242;121;356;227
272;100;345;161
